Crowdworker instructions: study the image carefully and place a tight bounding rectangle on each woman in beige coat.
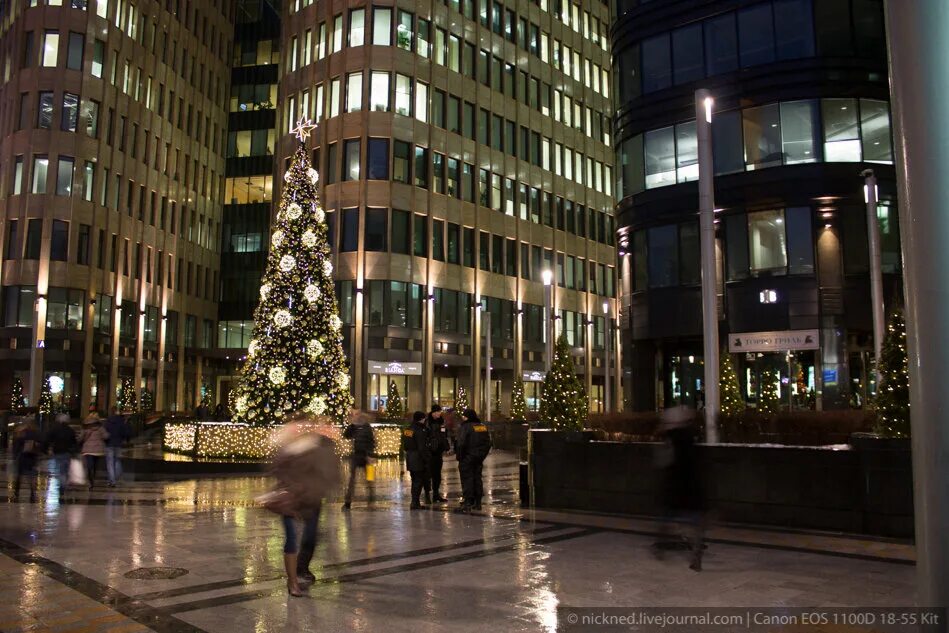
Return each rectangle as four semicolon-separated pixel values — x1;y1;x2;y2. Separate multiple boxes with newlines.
78;415;109;489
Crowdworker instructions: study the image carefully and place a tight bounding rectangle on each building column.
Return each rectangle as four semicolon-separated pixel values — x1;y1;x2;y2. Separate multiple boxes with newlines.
134;310;145;410
885;0;949;612
194;354;204;407
155;312;167;412
175;339;185;412
80;295;96;415
29;298;48;407
424;291;434;409
612;310;622;412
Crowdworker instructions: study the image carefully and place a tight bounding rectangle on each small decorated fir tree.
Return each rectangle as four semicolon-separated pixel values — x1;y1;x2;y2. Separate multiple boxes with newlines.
140;388;155;412
385;380;405;423
510;379;527;420
540;335;588;431
757;366;781;415
230;123;353;425
10;376;25;414
118;377;138;412
455;385;469;412
38;376;54;415
875;306;910;438
719;351;745;416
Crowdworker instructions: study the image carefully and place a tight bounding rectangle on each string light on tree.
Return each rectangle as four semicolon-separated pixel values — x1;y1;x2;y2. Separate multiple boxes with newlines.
719;351;745;417
875;306;910;438
510;379;527;420
540;335;588;431
38;376;54;415
10;376;25;414
455;385;469;412
757;366;781;415
385;381;405;423
229;129;353;426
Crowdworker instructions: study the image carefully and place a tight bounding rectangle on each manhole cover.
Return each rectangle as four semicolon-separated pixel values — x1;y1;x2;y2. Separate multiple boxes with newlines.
124;567;189;580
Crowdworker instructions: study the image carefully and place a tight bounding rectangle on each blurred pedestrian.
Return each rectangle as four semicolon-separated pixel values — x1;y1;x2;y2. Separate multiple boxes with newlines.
261;414;340;596
12;420;43;502
427;405;450;503
45;412;77;498
342;410;376;510
104;408;131;487
213;403;227;421
78;414;109;490
453;409;492;513
653;404;707;571
403;411;431;509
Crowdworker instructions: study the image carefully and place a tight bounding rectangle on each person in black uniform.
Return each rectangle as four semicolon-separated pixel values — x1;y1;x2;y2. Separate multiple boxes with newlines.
427;405;450;503
453;408;492;513
342;411;376;510
403;411;432;509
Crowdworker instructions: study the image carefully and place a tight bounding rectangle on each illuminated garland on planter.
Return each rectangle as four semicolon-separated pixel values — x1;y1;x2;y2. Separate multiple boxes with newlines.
229;140;354;427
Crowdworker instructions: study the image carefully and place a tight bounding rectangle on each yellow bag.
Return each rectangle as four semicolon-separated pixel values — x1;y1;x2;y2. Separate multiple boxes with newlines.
365;464;376;482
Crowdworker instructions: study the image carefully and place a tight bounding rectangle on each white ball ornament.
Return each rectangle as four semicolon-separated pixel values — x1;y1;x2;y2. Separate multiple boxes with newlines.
269;367;286;385
323;260;333;276
338;372;351;389
304;284;321;303
314;207;325;223
302;230;317;248
287;203;302;220
330;315;342;330
234;395;248;413
307;339;324;358
247;340;259;356
274;310;292;327
283;169;293;183
308;168;319;184
280;255;296;272
271;231;284;248
310;396;327;415
260;284;271;299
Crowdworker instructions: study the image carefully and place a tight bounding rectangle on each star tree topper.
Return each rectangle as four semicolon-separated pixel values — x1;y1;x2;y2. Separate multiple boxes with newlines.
291;118;317;143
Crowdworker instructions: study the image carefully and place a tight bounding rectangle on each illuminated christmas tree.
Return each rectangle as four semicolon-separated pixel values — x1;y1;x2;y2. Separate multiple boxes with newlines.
140;388;154;412
38;376;54;415
10;376;25;414
231;122;353;426
540;335;588;431
757;366;781;415
384;380;404;423
875;306;910;437
118;377;138;412
510;379;527;420
455;385;469;412
719;351;745;416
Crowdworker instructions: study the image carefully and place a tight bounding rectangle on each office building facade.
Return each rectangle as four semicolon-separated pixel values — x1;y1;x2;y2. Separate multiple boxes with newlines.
612;0;899;411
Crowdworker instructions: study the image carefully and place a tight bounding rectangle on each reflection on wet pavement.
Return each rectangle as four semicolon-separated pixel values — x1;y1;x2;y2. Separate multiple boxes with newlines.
0;451;916;632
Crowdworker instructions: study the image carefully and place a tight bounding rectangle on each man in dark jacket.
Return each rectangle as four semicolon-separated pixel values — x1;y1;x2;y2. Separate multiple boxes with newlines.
342;411;376;509
104;408;130;487
45;413;77;497
12;421;43;502
403;411;432;509
427;405;450;503
453;409;492;513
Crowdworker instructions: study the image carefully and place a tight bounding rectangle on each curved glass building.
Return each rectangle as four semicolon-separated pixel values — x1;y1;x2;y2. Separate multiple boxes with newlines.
612;0;899;411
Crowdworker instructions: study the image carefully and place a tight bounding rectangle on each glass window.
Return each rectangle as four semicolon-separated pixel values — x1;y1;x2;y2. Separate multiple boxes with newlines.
83;99;99;137
38;92;53;129
814;0;854;57
415;81;428;122
418;19;430;58
860;99;893;163
42;31;60;67
49;220;69;261
393;140;411;183
619;135;644;198
675;121;698;183
711;109;744;175
447;223;460;264
56;157;74;195
725;214;749;281
373;8;392;46
738;4;775;67
395;74;412;116
785;206;814;274
748;209;787;273
780;100;819;164
325;142;338;184
67;32;84;70
644;126;675;189
679;222;700;285
774;0;815;60
343;139;360;181
672;24;703;84
414;146;428;188
25;219;42;259
349;9;365;47
340;207;358;252
479;232;490;271
329;78;342;118
647;225;678;288
32;155;49;193
414;214;427;257
704;12;738;76
4;220;18;259
396;10;413;51
432;152;445;194
822;98;861;162
391;209;410;254
365;73;389;112
433;219;445;261
346;72;363;112
333;15;343;53
365;208;387;251
463;227;474;267
367;138;389;180
853;0;885;56
842;207;869;274
641;33;671;93
743;104;782;170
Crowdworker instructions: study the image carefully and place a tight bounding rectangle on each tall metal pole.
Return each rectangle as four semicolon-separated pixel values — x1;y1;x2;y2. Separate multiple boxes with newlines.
484;310;491;421
603;301;611;413
863;169;885;387
543;270;553;374
695;89;719;443
885;0;949;614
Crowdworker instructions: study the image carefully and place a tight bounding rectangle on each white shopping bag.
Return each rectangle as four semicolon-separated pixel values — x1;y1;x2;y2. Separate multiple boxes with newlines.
68;458;87;487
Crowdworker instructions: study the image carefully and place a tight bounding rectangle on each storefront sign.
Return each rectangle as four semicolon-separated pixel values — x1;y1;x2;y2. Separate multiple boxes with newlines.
728;329;820;353
522;371;546;382
368;361;422;376
823;369;838;386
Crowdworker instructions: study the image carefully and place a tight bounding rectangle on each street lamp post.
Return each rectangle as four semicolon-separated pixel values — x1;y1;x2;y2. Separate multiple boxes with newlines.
863;169;885;387
484;310;491;422
603;301;611;414
542;269;553;374
696;88;719;443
